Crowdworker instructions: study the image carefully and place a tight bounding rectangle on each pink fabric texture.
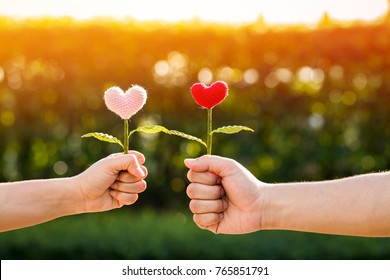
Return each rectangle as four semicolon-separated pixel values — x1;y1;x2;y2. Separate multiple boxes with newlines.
104;85;147;119
191;81;228;109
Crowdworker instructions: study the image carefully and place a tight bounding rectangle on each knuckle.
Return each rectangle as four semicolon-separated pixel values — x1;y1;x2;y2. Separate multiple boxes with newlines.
212;186;222;198
189;200;196;212
186;184;195;198
219;200;226;212
140;180;147;191
186;170;193;182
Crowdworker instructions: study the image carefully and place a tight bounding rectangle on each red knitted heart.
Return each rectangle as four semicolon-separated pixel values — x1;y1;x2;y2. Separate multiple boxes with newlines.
191;81;228;109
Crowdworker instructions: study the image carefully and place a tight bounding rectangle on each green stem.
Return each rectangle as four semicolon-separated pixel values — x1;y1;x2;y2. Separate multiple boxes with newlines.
207;108;212;155
124;119;129;154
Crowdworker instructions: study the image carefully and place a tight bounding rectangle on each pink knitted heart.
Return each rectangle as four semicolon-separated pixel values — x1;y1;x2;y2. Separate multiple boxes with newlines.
104;86;147;119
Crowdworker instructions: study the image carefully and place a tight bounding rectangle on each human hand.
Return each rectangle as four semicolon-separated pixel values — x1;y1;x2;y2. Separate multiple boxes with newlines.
73;152;147;213
185;155;264;234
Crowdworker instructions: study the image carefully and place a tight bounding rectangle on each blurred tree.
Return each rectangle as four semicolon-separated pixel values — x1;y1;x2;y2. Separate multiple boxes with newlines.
317;12;334;28
0;18;390;208
386;0;390;22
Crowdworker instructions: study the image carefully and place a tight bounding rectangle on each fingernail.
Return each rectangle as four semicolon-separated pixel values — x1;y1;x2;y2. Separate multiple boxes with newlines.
184;158;196;167
134;166;145;177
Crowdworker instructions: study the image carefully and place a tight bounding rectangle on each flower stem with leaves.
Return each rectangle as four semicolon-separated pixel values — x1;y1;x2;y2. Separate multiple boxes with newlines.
124;119;129;154
82;124;207;153
207;109;213;155
191;81;254;155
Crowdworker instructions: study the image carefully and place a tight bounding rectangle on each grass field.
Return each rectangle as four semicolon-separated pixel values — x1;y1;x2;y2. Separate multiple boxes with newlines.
1;209;389;260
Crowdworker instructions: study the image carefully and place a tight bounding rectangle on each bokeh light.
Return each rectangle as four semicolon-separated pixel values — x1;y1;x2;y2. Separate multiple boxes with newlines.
2;7;390;259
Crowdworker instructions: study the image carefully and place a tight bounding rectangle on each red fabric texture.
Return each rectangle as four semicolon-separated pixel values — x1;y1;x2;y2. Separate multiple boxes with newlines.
191;81;228;109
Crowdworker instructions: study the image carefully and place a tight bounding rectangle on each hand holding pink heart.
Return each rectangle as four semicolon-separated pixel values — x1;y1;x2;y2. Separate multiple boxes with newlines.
104;85;147;119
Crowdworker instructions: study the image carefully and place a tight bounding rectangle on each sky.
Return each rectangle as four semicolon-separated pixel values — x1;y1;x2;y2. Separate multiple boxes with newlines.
0;0;388;25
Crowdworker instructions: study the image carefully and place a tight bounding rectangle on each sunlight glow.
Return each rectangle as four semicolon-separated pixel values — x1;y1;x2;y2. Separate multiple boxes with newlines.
0;0;388;24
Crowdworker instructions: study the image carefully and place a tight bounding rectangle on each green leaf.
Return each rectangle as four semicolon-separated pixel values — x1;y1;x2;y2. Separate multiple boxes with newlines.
129;125;170;137
211;125;254;135
81;132;124;148
130;125;207;147
168;130;208;148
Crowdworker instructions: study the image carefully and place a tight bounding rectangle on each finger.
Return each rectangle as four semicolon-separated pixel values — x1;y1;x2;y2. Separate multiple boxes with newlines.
189;199;228;214
186;183;225;200
109;151;145;165
184;155;237;177
193;213;223;228
110;190;139;206
106;153;146;178
187;170;221;185
117;171;138;183
117;166;148;182
111;180;147;193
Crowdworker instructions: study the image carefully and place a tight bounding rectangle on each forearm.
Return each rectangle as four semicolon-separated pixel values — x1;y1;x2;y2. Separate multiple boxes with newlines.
0;177;84;232
261;172;390;237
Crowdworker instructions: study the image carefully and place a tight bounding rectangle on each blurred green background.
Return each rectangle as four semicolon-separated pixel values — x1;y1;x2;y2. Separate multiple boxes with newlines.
1;13;390;259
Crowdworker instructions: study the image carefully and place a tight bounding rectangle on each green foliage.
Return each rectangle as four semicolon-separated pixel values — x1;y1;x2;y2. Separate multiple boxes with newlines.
1;18;390;259
82;125;206;153
82;132;123;148
131;125;206;146
129;125;171;136
167;129;207;147
1;210;390;260
211;125;254;135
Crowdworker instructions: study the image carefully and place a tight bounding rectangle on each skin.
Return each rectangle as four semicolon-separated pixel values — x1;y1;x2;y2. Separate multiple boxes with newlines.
185;155;390;237
0;152;147;232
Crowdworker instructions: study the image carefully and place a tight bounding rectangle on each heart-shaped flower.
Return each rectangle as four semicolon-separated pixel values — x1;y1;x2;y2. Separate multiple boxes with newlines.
191;81;228;109
104;85;147;119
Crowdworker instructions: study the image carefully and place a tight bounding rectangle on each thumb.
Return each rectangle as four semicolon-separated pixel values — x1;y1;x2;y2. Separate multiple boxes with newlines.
184;155;237;177
105;153;146;178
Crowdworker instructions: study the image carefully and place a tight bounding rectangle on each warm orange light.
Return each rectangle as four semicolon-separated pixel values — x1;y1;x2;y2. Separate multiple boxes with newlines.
0;0;388;25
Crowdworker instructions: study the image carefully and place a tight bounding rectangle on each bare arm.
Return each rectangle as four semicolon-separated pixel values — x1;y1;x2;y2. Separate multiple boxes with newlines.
185;155;390;237
0;152;147;232
0;177;83;232
262;172;390;237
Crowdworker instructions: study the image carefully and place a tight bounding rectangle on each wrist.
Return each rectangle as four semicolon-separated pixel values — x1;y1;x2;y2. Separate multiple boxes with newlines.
259;182;282;231
65;175;88;214
253;179;270;232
